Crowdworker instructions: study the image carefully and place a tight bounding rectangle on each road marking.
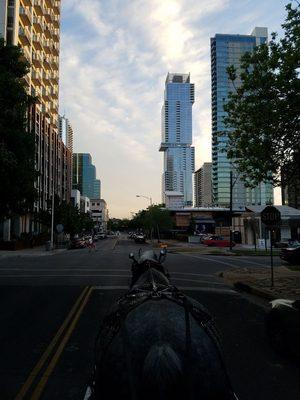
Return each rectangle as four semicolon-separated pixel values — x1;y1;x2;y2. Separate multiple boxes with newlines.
0;274;131;278
14;286;89;400
172;277;225;286
30;286;93;400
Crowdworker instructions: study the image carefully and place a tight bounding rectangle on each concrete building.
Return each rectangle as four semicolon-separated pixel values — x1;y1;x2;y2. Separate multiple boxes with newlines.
164;191;185;209
211;27;274;208
80;196;90;214
71;189;80;209
59;115;74;153
160;73;195;206
194;163;212;207
90;199;108;232
72;153;101;200
0;1;73;241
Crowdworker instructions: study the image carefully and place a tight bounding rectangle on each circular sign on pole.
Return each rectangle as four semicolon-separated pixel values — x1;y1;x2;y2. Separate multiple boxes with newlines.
261;206;281;227
56;224;64;234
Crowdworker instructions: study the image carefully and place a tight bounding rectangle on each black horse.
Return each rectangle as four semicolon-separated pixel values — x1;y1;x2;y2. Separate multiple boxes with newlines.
87;249;238;400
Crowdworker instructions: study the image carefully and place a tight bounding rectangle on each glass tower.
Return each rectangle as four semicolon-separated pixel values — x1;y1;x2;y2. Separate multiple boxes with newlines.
72;153;101;199
211;27;273;208
160;73;195;206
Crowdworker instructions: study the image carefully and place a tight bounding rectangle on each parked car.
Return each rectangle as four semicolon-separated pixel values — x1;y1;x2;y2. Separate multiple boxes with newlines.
68;238;86;250
275;240;300;248
134;234;146;244
98;233;107;240
280;245;300;265
202;235;235;247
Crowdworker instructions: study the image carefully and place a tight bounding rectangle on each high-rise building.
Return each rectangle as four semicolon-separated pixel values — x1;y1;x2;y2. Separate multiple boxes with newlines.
211;27;273;208
160;73;195;206
72;153;101;200
59;115;74;153
0;0;60;129
194;162;212;207
0;1;72;239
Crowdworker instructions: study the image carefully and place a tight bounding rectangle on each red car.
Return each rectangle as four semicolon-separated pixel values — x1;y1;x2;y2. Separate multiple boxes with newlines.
203;235;235;247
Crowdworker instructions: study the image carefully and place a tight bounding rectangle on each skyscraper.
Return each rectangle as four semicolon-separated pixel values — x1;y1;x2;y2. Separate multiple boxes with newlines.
59;115;74;153
194;162;212;207
160;73;195;206
211;27;273;208
72;153;101;200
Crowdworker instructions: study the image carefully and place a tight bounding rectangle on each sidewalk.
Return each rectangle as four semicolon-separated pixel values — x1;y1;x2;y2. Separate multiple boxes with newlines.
0;245;67;258
219;266;300;300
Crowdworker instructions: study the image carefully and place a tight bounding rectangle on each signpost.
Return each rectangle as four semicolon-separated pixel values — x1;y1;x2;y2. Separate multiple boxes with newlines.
261;206;281;287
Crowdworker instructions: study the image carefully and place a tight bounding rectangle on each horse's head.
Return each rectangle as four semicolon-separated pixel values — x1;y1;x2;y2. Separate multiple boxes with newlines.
129;248;169;288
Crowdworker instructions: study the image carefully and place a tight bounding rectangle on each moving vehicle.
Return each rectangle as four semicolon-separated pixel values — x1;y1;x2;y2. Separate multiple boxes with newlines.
202;235;235;247
134;234;146;243
68;237;86;249
280;245;300;265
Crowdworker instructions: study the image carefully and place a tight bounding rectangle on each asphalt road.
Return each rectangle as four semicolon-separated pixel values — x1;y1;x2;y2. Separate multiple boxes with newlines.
0;238;299;400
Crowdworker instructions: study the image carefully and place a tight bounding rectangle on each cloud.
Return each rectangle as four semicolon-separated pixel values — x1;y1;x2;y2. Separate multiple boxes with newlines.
59;0;286;216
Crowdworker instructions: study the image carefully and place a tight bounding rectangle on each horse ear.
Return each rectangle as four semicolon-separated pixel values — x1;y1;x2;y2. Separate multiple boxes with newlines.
129;253;135;260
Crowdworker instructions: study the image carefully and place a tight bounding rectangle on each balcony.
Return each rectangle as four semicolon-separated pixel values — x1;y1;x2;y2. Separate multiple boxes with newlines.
53;1;59;15
33;0;44;16
21;0;32;6
18;26;30;46
51;58;58;70
43;41;51;54
51;88;58;99
44;27;52;39
52;45;59;56
43;56;52;70
32;70;42;85
52;30;59;42
44;10;52;23
43;72;51;85
52;15;59;28
19;6;32;26
32;34;42;50
32;52;42;68
33;16;43;33
44;0;53;7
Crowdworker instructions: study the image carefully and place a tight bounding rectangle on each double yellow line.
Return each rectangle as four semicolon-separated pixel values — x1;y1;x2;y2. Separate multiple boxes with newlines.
15;286;93;400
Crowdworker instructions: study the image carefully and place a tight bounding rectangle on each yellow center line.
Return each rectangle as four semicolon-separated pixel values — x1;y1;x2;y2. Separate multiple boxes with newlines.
14;286;89;400
30;286;94;400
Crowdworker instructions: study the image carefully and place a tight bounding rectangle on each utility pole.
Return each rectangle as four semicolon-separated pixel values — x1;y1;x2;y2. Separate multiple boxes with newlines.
229;170;233;251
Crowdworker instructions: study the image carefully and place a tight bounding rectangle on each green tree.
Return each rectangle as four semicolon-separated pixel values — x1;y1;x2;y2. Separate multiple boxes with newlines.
224;3;300;189
130;205;173;237
0;38;37;219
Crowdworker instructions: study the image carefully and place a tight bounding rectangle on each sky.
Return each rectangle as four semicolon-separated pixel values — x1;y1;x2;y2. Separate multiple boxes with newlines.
59;0;290;218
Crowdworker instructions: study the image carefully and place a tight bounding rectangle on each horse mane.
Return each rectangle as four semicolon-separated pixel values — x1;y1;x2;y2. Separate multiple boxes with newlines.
141;343;185;399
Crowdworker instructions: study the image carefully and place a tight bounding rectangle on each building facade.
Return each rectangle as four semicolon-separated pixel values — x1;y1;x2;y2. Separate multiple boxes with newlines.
211;27;273;209
90;199;108;232
59;114;74;153
72;153;101;200
160;73;195;206
0;0;73;240
194;162;212;207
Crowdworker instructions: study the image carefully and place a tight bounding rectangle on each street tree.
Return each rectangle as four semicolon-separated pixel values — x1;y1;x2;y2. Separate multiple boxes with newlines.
224;3;300;190
0;38;37;219
130;205;173;237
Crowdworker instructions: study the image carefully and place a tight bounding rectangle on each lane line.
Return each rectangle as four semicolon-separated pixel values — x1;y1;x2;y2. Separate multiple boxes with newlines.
30;286;93;400
177;253;247;268
14;286;89;400
172;277;225;286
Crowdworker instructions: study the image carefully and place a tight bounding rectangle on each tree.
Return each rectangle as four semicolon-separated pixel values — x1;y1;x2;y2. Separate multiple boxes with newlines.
224;3;300;189
130;205;173;237
0;38;37;219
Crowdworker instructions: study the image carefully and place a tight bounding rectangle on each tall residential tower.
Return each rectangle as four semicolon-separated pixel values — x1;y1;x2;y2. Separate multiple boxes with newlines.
160;73;195;206
211;28;273;208
72;153;101;200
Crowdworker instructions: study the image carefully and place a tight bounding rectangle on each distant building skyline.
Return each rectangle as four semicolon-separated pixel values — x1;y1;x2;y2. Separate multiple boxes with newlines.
210;27;273;208
59;115;74;153
72;153;101;200
194;163;212;207
160;73;195;206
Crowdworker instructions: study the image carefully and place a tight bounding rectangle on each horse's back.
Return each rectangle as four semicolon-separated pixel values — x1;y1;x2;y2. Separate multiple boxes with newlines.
95;299;234;399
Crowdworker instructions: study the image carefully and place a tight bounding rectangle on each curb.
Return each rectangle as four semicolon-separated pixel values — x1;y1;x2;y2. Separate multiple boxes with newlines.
233;281;275;300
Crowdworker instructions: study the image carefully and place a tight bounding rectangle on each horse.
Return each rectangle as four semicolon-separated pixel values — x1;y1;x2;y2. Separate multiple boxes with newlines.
86;249;238;400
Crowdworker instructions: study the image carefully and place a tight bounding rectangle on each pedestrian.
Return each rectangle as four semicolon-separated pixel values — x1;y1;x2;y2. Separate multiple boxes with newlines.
89;236;96;252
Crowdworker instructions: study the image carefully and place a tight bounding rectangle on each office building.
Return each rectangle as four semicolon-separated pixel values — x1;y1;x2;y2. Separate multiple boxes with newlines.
194;162;212;207
59;115;74;153
160;73;195;206
72;153;101;200
211;27;273;208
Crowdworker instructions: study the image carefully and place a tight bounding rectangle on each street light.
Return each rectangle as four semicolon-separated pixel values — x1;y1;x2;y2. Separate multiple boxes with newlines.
136;194;153;206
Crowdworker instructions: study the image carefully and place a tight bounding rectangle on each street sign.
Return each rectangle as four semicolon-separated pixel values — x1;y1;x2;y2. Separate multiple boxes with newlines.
56;224;64;233
261;206;281;227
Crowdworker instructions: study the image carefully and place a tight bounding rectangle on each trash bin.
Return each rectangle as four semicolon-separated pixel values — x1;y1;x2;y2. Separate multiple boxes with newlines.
45;241;51;251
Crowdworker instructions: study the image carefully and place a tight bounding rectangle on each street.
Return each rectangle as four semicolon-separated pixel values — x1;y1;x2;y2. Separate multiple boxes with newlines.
0;237;299;400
